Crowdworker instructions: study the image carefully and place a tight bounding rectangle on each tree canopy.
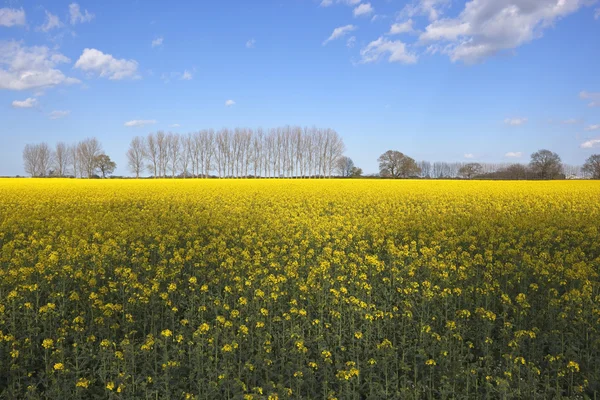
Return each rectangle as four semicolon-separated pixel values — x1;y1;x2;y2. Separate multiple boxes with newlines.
378;150;421;178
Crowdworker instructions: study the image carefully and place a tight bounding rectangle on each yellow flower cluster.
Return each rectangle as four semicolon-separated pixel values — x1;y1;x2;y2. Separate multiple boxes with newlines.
0;178;599;399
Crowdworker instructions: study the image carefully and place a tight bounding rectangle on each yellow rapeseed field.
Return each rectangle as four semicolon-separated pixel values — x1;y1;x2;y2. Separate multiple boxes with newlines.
1;178;599;399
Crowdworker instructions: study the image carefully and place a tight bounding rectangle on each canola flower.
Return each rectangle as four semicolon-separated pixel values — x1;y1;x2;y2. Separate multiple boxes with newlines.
0;178;599;399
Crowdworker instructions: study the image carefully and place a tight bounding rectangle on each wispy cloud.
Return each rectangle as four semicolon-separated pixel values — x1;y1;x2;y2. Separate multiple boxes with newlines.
323;25;357;45
504;117;527;126
561;118;580;124
360;37;417;64
346;36;356;48
353;3;374;17
246;39;256;48
585;124;600;131
320;0;361;7
124;119;157;127
581;139;600;149
580;91;600;107
464;153;475;159
152;37;164;47
49;110;70;119
389;20;414;35
38;11;63;32
12;98;37;108
504;152;523;158
181;70;193;80
69;3;94;24
225;99;236;107
0;7;26;27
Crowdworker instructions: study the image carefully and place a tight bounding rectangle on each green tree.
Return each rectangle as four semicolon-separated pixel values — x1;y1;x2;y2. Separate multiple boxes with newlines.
529;149;563;179
94;154;117;178
378;150;421;178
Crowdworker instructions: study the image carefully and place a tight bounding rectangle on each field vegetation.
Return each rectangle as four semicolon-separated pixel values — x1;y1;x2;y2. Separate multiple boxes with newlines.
1;179;599;399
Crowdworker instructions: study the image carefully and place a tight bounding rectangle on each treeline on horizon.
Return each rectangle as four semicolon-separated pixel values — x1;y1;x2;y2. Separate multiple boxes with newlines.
18;126;600;180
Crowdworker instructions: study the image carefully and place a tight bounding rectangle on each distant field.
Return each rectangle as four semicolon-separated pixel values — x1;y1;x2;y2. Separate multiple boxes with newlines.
1;179;599;399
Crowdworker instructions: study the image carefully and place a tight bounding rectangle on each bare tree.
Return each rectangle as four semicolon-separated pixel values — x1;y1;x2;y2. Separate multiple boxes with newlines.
458;163;483;179
68;144;80;178
215;129;231;178
78;137;103;178
582;154;600;179
323;129;345;177
156;131;169;178
145;133;159;178
22;143;53;177
336;156;355;177
53;142;70;177
563;164;583;179
23;144;40;177
181;134;193;178
23;144;38;177
37;143;52;176
417;161;431;178
127;136;146;178
167;133;181;178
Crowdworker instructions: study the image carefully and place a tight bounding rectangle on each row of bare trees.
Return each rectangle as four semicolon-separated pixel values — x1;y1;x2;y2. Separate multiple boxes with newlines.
414;161;588;179
127;127;346;178
23;138;116;178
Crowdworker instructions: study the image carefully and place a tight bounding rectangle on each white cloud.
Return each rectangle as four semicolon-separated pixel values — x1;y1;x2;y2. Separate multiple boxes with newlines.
464;153;475;159
170;123;181;128
225;99;236;106
354;3;374;17
504;117;527;126
419;0;589;64
401;0;450;22
246;39;256;48
346;36;357;48
585;124;600;131
360;37;417;64
0;7;25;27
323;25;357;45
580;91;600;107
69;3;94;25
11;97;37;108
595;8;600;19
420;20;469;41
581;139;600;149
75;48;139;80
320;0;361;7
561;118;580;124
389;20;414;35
504;151;523;158
124;120;157;127
152;37;164;47
37;11;63;32
0;41;80;90
49;110;70;119
162;70;194;82
181;70;193;80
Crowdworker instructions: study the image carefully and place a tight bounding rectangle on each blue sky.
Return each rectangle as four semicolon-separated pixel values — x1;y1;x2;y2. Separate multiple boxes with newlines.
1;0;599;176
